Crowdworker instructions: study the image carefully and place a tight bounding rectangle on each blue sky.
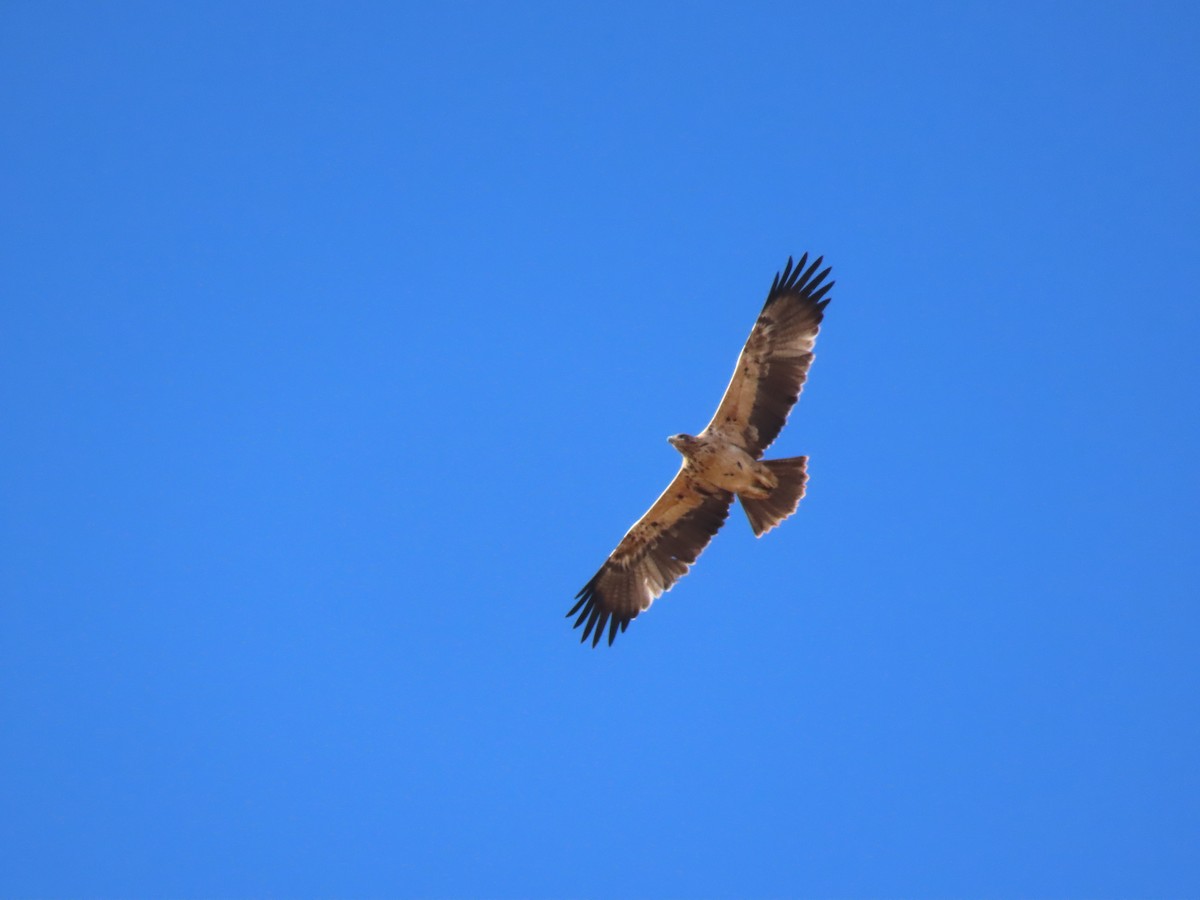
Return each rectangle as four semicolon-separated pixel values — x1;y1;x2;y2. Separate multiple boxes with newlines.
2;2;1198;897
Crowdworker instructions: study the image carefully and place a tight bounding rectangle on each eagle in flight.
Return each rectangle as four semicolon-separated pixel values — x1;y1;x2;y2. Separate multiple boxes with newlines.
568;254;834;646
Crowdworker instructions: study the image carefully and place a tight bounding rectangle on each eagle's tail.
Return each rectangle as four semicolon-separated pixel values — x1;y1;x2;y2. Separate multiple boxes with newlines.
740;456;809;537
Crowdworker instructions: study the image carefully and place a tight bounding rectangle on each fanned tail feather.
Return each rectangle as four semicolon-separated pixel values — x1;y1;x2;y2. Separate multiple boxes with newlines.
740;456;809;537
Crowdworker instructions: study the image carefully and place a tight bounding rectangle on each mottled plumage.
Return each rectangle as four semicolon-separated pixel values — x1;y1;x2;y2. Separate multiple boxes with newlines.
568;255;833;646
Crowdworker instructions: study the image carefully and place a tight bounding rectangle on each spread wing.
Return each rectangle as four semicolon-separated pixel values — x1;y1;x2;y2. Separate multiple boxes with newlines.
567;468;733;647
702;254;833;458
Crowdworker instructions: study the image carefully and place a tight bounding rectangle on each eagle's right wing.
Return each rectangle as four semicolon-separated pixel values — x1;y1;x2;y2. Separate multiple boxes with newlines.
701;255;833;458
568;468;733;647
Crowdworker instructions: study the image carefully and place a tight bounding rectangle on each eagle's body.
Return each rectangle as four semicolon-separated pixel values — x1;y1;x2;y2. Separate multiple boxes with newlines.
568;255;833;646
668;433;776;499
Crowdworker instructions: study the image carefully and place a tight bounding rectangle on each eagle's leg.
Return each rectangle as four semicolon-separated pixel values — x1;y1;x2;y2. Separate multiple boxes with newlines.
736;463;778;500
753;463;779;496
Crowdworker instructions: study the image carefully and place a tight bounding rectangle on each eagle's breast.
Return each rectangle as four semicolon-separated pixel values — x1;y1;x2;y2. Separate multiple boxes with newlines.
687;434;769;495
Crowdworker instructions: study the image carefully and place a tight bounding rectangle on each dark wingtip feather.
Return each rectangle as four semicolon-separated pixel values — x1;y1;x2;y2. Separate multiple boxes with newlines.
764;253;836;314
568;568;626;647
580;603;602;644
567;570;634;647
810;280;834;306
592;611;610;648
570;582;595;628
767;252;820;305
799;255;823;286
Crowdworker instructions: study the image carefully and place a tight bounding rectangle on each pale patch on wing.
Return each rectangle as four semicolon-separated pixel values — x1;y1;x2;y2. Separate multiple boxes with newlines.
567;468;733;647
702;254;833;458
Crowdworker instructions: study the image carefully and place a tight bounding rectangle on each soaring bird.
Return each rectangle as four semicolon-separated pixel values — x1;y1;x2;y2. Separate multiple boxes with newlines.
568;255;833;646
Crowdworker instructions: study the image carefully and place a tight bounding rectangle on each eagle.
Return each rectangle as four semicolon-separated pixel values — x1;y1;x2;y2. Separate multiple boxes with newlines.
568;254;834;646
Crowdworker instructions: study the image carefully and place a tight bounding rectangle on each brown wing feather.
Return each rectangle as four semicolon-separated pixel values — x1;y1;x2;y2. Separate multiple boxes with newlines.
702;255;833;458
567;469;733;647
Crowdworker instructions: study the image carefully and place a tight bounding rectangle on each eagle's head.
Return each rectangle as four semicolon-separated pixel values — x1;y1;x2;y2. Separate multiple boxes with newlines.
668;433;698;455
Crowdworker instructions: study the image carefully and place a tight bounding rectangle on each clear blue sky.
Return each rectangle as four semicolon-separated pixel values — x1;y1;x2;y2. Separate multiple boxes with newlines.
3;2;1198;897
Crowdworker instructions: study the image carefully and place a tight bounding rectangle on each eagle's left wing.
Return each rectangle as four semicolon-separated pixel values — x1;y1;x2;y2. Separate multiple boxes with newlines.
568;468;733;646
701;255;833;458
